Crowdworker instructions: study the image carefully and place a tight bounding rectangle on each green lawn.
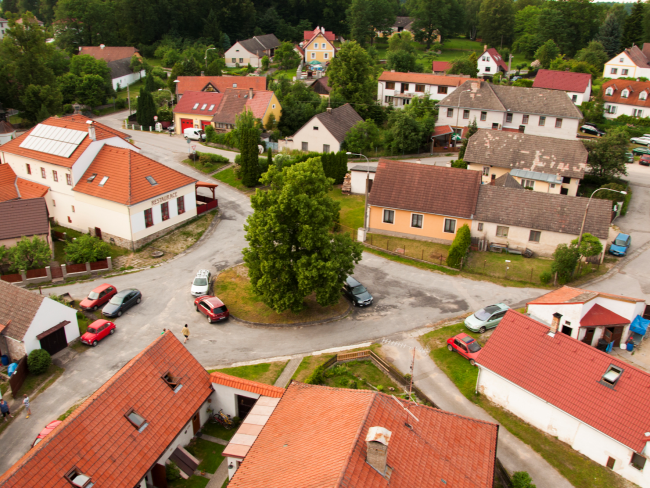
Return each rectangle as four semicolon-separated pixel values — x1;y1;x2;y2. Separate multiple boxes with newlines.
170;476;210;488
328;188;364;232
116;79;144;100
213;168;255;194
420;323;630;488
184;154;229;174
201;418;240;442
465;251;553;284
367;232;450;263
323;360;400;392
185;438;225;474
208;361;288;385
291;354;336;383
442;38;484;50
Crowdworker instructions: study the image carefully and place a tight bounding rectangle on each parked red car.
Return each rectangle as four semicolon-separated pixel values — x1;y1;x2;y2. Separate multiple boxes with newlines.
80;284;117;311
194;295;229;323
80;319;116;346
640;155;650;167
447;333;482;366
32;420;62;448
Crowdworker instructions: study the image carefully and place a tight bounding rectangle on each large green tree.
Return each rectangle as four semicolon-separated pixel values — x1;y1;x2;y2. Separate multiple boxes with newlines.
6;236;51;272
20;84;62;123
54;0;118;52
478;0;515;48
583;128;628;180
65;235;111;264
447;52;479;77
534;39;560;69
237;109;261;187
622;0;644;49
597;13;622;58
327;41;377;110
347;0;396;45
344;120;382;154
408;0;460;47
274;41;301;70
136;87;156;128
574;41;609;75
242;158;363;313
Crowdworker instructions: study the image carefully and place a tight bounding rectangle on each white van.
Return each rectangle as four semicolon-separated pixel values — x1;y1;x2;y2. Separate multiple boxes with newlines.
184;128;205;141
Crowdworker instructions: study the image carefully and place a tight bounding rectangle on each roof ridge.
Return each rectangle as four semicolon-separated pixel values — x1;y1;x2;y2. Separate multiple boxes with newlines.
128;149;132;205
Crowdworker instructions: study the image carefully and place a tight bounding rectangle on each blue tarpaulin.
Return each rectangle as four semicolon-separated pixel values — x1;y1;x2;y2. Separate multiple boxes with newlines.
630;315;650;336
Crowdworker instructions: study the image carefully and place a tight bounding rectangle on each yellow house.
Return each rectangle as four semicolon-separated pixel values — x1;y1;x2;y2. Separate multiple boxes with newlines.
367;159;481;245
303;27;336;64
212;88;282;132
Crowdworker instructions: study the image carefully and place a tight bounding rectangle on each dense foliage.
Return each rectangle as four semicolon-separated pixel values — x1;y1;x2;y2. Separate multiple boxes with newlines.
446;224;471;268
27;348;51;375
0;236;51;272
65;235;112;264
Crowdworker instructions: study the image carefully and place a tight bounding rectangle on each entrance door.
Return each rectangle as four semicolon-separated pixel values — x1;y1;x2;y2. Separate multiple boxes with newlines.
95;227;102;240
180;118;193;132
39;328;67;355
582;328;595;346
606;326;624;347
151;463;168;488
192;413;201;435
236;395;257;419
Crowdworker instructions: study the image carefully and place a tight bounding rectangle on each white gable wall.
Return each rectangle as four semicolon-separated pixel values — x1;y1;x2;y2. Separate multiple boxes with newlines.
23;298;79;355
478;53;502;77
225;42;260;68
211;383;260;418
287;118;341;153
604;52;650;79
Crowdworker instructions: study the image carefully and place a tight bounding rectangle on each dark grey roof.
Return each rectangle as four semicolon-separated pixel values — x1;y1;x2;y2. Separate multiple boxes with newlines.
312;104;364;143
493;173;523;189
474;186;611;239
0;198;50;240
107;58;134;81
438;81;583;118
350;165;377;173
394;17;414;28
464;129;588;179
254;34;280;50
239;34;280;56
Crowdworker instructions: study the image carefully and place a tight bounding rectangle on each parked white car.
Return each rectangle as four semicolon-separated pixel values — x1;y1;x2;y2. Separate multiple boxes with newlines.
184;128;205;141
630;136;650;145
191;269;211;297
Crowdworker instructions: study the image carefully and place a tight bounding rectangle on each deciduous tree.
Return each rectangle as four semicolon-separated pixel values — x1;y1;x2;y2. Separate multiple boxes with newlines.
478;0;515;48
458;118;477;159
6;236;51;272
65;235;111;264
344;120;381;155
583;128;629;180
327;41;377;110
551;243;579;285
347;0;396;45
447;52;478;77
243;158;363;313
534;39;559;69
274;41;301;70
571;233;603;260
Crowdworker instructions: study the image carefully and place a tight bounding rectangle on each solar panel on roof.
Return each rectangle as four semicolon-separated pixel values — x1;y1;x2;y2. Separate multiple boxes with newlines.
19;123;87;158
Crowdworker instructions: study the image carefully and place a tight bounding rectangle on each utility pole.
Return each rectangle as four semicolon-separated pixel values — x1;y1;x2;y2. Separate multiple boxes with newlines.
127;83;131;115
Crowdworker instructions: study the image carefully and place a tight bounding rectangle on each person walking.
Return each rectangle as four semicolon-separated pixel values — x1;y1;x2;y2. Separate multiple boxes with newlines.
0;399;13;422
182;324;190;344
23;394;31;419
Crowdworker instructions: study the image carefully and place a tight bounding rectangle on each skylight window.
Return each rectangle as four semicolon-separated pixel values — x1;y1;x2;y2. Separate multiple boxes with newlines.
126;409;148;432
208;104;215;111
146;176;157;186
66;468;94;488
98;176;108;186
87;173;97;183
163;372;183;393
201;104;207;110
193;103;199;109
601;365;624;388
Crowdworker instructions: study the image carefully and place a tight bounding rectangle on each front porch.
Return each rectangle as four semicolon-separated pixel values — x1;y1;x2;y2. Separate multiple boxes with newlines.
196;182;219;215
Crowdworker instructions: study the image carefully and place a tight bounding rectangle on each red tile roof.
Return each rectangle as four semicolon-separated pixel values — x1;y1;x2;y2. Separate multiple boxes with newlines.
229;383;498;488
580;303;630;327
602;79;650;108
0;164;50;201
78;46;138;62
368;159;481;219
212;89;274;125
0;332;213;488
304;28;335;42
73;146;196;205
528;286;644;305
209;371;285;398
484;48;508;72
432;125;453;137
174;91;223;116
532;69;591;93
432;61;451;72
477;310;650;452
379;71;473;86
175;75;266;97
0;117;130;168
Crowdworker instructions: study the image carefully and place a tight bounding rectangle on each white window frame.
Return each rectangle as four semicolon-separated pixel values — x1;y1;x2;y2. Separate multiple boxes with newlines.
482;166;490;176
477;223;484;231
640;92;647;101
410;213;424;229
634;109;644;117
324;53;328;59
382;209;395;224
311;52;316;59
523;179;535;189
496;225;509;237
443;218;456;234
622;90;629;98
606;88;613;96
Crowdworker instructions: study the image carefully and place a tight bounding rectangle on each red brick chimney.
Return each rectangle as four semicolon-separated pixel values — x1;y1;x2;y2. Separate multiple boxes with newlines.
550;313;562;334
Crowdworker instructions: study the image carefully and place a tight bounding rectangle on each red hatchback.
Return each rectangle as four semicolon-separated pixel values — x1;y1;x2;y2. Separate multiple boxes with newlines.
80;319;116;346
447;333;482;366
80;284;117;311
194;295;229;323
32;420;62;448
640;155;650;166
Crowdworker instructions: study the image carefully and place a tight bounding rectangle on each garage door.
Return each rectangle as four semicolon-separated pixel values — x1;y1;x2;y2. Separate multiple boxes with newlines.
201;120;212;130
39;327;68;356
180;118;193;131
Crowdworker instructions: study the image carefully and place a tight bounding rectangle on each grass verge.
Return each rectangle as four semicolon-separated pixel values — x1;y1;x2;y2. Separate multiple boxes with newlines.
208;361;288;385
419;323;630;488
291;344;384;383
58;398;85;421
214;265;349;324
328;188;364;231
323;360;400;392
213;168;255;194
367;232;450;263
185;438;225;474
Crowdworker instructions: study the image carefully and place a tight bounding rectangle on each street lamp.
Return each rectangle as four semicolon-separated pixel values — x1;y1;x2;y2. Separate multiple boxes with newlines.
204;47;217;68
576;187;627;250
346;152;371;232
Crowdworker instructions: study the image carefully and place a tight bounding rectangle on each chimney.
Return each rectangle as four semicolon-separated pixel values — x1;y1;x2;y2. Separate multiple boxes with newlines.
201;71;205;77
550;313;562;334
249;87;254;99
86;120;96;141
484;45;487;52
100;44;105;50
366;427;391;476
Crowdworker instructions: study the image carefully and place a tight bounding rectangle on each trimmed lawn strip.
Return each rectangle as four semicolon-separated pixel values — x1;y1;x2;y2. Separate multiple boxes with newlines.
208;361;288;385
169;476;210;488
291;344;384;384
363;247;460;276
58;399;85;421
185;438;225;474
221;478;229;488
420;324;629;488
323;360;401;393
367;232;450;262
328;188;364;232
213;168;255;194
214;265;349;324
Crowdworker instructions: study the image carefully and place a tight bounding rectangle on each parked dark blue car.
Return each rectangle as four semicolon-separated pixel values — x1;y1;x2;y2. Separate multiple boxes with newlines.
610;233;631;256
102;289;142;317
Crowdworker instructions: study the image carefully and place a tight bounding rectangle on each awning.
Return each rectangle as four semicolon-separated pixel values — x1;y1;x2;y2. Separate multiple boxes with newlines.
36;321;70;341
451;133;462;141
431;125;453;137
630;315;650;335
308;60;322;65
196;181;219;189
169;446;199;478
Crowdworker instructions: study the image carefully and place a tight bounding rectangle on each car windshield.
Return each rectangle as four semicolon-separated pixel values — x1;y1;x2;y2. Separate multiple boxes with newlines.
614;239;628;247
214;305;228;313
87;327;97;334
109;295;124;305
87;291;99;300
193;278;208;286
468;342;481;353
352;285;367;295
475;305;500;321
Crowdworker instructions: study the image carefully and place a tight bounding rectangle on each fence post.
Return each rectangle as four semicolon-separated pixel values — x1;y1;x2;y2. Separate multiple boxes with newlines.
460;257;464;270
19;269;26;286
61;264;68;278
107;256;113;271
45;266;51;281
149;126;152;132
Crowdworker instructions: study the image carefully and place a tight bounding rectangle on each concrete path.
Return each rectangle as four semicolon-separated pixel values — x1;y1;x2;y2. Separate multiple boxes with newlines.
274;357;303;388
206;458;229;488
381;335;572;488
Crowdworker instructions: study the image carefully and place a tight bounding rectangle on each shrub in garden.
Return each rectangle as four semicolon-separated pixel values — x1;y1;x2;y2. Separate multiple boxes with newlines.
551;244;579;285
65;234;111;264
512;471;536;488
446;224;471;268
28;349;51;375
305;365;325;385
165;461;181;481
539;271;552;284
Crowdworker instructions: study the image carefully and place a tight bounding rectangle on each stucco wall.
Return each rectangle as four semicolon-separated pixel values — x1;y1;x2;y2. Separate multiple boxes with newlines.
478;55;501;76
211;383;260;418
289;115;342;153
350;171;375;194
261;93;282;128
377;81;465;107
604;102;647;119
466;163;578;196
225;43;260;67
113;70;145;90
173;113;215;134
603;52;650;79
22;297;79;355
304;35;335;63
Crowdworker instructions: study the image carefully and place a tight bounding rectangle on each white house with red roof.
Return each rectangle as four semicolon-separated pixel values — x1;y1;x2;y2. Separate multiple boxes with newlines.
602;79;650;119
477;47;509;78
532;69;592;105
0;116;215;249
377;71;475;108
477;309;650;488
604;44;650;80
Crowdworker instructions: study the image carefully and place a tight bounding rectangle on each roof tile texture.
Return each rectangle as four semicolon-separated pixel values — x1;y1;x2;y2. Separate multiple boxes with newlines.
0;332;213;487
78;46;138;62
211;89;274;125
229;383;498;488
464;129;588;179
379;71;472;86
477;310;650;452
580;303;630;327
528;285;644;305
174;91;223;116
238;34;280;56
602;79;650;108
210;372;284;398
0;280;44;341
432;61;451;72
0;198;49;240
368;159;481;219
532;69;591;93
312;103;363;143
176;76;266;97
0;164;50;201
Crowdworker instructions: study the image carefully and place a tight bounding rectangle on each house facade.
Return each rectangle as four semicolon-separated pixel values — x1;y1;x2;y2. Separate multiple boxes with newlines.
0;18;7;40
472;185;611;256
0;280;79;359
377;72;474;108
350;165;376;194
602;80;650;119
78;45;145;90
224;34;280;68
603;44;650;80
436;80;583;140
279;103;362;153
211;88;282;132
532;69;591;105
173;91;223;134
477;310;650;488
175;75;267;101
477;47;508;77
302;27;336;64
367;160;481;244
464;129;588;196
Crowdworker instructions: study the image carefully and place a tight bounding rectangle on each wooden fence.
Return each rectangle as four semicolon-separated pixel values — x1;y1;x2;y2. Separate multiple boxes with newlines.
66;263;87;273
25;268;47;279
89;260;108;271
0;273;22;283
9;355;28;398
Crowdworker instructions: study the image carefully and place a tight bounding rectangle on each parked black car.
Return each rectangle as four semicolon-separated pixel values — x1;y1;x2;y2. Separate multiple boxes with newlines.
580;124;605;137
102;289;142;317
342;276;373;307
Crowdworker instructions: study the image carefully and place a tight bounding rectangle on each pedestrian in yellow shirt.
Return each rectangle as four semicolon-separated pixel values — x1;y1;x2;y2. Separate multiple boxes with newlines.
182;324;190;344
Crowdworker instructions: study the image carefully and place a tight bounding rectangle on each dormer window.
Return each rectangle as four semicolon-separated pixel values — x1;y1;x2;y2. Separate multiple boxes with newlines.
606;87;614;96
641;92;648;101
87;173;97;183
622;89;629;98
65;467;94;487
600;365;624;389
125;409;148;432
163;372;183;393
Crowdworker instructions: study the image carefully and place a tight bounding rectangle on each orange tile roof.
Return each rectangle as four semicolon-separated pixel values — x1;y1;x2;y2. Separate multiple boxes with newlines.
528;286;644;305
0;117;130;168
176;75;266;96
60;114;129;140
229;383;498;488
379;71;475;86
73;146;196;205
78;46;139;63
212;89;275;125
0;164;49;201
16;178;49;199
580;303;630;327
210;371;285;398
0;332;213;487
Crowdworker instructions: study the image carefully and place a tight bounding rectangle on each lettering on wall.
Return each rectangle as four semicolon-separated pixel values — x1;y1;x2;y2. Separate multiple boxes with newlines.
151;192;177;206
